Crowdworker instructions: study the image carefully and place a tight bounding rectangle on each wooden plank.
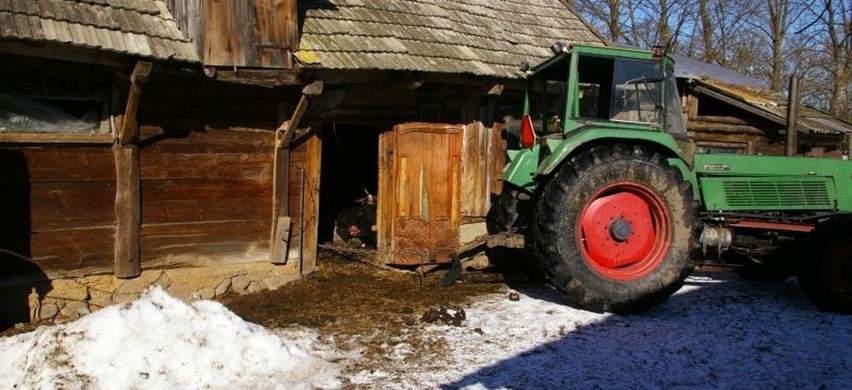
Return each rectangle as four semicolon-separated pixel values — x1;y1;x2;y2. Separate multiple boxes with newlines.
376;130;394;264
201;0;233;65
29;227;115;271
141;219;268;243
687;122;766;135
301;134;322;274
0;146;115;183
139;126;275;154
112;142;141;278
270;216;291;264
691;115;753;126
140;152;272;180
270;145;289;261
489;122;506;195
141;196;270;224
231;0;250;66
0;133;114;144
29;181;116;230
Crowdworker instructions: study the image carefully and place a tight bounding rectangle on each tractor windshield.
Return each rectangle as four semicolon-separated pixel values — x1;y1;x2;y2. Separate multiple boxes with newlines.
664;66;687;136
610;59;662;124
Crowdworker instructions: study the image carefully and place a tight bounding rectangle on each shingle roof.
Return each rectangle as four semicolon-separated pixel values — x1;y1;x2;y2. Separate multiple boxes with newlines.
0;0;198;62
296;0;605;78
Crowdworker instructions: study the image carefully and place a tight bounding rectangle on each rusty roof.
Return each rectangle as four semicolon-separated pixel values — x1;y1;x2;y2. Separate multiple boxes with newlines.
696;79;852;135
0;0;198;62
296;0;606;78
675;55;852;135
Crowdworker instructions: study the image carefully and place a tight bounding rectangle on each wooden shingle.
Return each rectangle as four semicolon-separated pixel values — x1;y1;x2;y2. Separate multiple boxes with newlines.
298;0;605;77
0;0;198;62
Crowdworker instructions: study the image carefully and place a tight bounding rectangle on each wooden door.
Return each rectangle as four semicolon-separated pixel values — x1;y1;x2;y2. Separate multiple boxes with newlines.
377;123;462;265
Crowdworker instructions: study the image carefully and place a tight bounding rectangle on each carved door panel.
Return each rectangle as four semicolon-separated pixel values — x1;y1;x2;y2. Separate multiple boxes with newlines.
377;123;462;265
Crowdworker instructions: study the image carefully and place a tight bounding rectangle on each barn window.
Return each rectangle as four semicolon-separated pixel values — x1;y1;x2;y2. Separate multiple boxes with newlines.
0;92;106;134
0;55;111;141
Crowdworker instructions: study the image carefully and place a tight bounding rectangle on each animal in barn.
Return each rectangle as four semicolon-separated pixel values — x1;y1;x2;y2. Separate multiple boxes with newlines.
333;191;377;248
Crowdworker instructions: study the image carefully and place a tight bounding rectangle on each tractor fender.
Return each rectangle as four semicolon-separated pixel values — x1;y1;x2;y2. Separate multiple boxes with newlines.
536;127;686;177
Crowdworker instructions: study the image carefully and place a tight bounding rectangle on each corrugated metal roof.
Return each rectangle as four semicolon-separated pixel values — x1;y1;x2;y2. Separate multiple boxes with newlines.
673;54;852;135
698;79;852;135
674;54;767;89
0;0;198;62
297;0;606;78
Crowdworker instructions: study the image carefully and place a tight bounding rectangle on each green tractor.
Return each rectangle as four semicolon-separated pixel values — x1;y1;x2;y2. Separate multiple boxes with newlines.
488;43;852;314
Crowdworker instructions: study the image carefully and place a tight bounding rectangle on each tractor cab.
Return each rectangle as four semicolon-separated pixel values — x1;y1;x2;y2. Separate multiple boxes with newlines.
515;44;688;147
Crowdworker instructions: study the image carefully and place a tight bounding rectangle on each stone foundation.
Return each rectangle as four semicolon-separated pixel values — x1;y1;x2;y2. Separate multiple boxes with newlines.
3;261;300;325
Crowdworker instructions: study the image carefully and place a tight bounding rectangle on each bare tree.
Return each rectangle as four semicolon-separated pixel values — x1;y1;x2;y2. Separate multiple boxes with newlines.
821;0;851;118
699;0;716;62
572;0;624;42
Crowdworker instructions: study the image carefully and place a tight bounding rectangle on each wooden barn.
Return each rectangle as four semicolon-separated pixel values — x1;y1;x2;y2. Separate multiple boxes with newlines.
675;55;852;157
0;0;605;327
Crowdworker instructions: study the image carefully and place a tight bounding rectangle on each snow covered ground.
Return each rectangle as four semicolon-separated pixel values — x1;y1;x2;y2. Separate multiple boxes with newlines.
2;272;851;389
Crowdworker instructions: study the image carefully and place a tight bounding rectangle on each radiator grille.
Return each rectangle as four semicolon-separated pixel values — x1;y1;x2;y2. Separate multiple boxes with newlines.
722;180;832;208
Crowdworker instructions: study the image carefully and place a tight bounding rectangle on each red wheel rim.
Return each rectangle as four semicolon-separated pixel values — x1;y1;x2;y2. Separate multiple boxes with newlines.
577;181;671;281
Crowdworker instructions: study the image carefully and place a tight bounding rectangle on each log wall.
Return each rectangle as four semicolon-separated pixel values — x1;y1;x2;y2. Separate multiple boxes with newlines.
136;73;282;267
1;69;287;275
0;146;116;274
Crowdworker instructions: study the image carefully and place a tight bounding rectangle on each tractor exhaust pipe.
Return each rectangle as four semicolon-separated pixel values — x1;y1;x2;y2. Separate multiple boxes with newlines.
785;76;799;157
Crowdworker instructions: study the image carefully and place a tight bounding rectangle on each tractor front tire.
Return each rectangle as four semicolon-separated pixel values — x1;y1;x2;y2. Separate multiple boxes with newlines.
531;144;696;313
798;215;852;314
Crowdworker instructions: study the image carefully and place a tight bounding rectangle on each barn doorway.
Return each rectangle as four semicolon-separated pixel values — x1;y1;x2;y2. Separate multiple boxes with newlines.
318;124;382;247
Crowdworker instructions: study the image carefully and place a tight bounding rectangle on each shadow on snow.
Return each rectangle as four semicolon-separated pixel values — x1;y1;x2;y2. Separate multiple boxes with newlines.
440;273;852;389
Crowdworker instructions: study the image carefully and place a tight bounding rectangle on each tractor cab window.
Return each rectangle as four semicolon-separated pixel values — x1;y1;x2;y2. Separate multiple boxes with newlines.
610;59;662;124
576;55;614;120
526;58;569;135
664;66;687;136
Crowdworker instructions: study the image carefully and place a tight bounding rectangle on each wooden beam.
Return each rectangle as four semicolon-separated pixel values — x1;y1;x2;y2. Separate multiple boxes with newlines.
692;85;788;128
0;40;131;69
209;68;301;88
0;133;113;144
276;81;323;148
112;61;150;279
116;62;152;145
687;122;767;135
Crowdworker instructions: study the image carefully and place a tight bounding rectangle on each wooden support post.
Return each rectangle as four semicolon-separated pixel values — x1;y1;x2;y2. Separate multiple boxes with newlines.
270;81;323;264
277;81;323;147
113;61;151;279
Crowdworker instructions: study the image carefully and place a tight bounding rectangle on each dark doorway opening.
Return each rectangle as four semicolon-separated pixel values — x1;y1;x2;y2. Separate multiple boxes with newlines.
318;124;382;245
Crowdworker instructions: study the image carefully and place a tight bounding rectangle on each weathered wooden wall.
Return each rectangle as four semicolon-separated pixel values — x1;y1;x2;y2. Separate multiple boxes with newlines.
285;134;321;274
201;0;297;68
0;67;289;275
136;73;282;266
138;127;275;262
687;115;785;156
0;146;117;274
165;0;202;53
460;122;505;218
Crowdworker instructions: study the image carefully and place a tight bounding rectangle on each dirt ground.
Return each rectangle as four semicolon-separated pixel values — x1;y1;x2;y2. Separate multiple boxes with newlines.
219;248;536;381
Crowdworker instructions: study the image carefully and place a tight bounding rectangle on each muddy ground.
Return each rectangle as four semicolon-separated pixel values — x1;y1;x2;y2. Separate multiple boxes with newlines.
220;249;540;381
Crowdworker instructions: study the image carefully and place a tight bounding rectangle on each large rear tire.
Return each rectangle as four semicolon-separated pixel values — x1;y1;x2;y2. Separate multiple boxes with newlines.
531;144;696;313
798;215;852;314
